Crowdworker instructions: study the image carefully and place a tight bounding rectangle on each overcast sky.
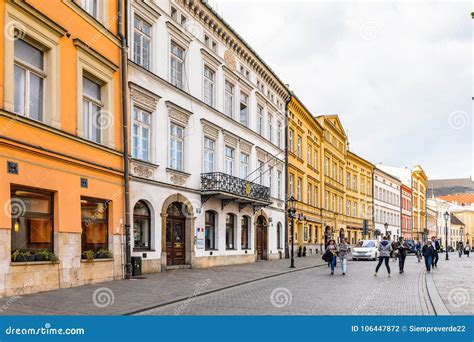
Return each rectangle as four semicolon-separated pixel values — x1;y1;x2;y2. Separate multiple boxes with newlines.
211;0;472;180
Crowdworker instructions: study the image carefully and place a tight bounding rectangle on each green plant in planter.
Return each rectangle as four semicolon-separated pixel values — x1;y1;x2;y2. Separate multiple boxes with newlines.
35;249;50;262
11;250;28;262
96;248;113;259
82;250;95;261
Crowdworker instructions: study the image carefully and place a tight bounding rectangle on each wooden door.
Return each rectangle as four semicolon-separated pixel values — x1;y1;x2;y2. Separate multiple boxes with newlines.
166;217;185;266
256;217;267;260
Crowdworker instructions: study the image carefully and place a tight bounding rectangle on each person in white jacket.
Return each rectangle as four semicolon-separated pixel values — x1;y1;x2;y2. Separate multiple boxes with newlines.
374;236;392;277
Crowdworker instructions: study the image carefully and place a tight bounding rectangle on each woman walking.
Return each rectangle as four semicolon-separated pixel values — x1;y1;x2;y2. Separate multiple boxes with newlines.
397;237;409;274
339;238;350;275
465;242;471;257
374;236;392;277
327;239;338;275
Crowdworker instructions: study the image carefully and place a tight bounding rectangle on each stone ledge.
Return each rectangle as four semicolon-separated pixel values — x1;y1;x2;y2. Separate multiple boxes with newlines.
80;258;114;263
10;261;59;266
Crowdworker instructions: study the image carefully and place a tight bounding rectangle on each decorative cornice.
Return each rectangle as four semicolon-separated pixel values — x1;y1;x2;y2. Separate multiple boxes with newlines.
239;141;251;154
129;82;160;111
166;101;193;125
166;20;192;47
201;119;220;139
73;38;119;71
201;48;222;69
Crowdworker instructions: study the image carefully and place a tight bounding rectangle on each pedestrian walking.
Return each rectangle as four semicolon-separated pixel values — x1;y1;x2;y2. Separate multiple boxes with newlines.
415;241;422;262
374;236;392;277
339;238;350;275
396;237;409;274
465;242;471;257
457;242;463;258
430;236;440;268
327;239;338;275
391;240;398;262
421;240;435;273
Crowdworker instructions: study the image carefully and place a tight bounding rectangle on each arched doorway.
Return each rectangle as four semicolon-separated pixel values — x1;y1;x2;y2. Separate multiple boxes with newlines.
133;201;151;250
256;215;267;260
166;202;186;266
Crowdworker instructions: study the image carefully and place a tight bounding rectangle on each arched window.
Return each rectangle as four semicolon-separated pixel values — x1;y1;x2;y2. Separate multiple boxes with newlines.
241;216;250;249
205;211;216;250
133;201;151;250
226;214;235;250
277;222;282;249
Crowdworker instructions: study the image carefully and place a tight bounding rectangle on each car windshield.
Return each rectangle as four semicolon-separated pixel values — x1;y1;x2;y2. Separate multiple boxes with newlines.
361;241;376;248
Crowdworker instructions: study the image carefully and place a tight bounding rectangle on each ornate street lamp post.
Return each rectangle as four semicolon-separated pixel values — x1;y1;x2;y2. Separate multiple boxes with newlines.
288;195;296;268
444;211;449;260
460;226;464;245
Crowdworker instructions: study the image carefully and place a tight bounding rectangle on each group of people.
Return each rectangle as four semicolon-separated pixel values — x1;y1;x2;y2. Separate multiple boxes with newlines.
324;235;470;276
456;241;471;258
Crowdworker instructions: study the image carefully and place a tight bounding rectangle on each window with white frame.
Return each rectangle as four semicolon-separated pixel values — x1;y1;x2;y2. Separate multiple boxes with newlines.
203;65;215;106
257;104;263;135
203;137;215;173
240;92;249;126
204;34;217;52
325;158;329;175
277;121;282;148
297;136;302;158
289;174;294;197
170;41;184;89
332;162;337;180
346;172;350;188
258;160;264;185
224;80;234;117
240;153;249;179
277;170;282;199
347;200;351;216
169;123;184;171
297;177;302;201
353;202;357;217
14;39;45;121
353;175;357;191
307;145;312;165
132;107;151;161
314;186;318;207
80;0;99;18
268;166;273;195
289;129;294;152
133;15;151;69
325;191;329;209
314;150;318;169
82;76;103;143
307;184;311;205
339;197;342;214
224;146;235;175
267;113;273;142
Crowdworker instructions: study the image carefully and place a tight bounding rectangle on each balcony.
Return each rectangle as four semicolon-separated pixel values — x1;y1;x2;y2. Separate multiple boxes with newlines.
201;172;271;207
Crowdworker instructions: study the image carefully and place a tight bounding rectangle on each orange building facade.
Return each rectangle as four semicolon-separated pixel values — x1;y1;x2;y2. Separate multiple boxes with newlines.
0;0;125;297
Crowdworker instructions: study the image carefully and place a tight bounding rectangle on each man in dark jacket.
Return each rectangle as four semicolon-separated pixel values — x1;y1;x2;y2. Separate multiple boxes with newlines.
397;237;409;274
421;240;435;272
431;236;440;268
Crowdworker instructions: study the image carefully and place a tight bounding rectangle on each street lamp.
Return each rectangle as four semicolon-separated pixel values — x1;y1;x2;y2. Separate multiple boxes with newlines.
460;226;464;244
384;222;388;236
288;195;296;268
444;211;449;260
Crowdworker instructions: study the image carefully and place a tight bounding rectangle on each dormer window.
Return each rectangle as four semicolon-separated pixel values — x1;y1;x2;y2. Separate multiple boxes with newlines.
171;6;177;20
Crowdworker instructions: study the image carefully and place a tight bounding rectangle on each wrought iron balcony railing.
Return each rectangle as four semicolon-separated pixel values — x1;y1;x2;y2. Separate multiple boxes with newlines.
201;172;271;203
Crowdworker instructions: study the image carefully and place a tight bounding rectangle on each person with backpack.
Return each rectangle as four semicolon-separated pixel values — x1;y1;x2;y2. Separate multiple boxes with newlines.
338;238;350;275
422;240;435;272
396;237;409;274
374;236;392;277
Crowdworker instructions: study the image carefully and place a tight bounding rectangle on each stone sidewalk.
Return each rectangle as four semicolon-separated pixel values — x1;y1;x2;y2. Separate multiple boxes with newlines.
430;252;474;315
0;255;326;315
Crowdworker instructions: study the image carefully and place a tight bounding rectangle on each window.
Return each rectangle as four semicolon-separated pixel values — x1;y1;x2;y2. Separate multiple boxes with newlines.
347;200;351;216
297;136;302;158
297;178;302;201
315;186;318;207
80;0;98;18
332;162;337;180
353;202;357;217
204;34;218;52
361;179;365;194
203;65;215;106
133;16;151;69
132;107;151;161
307;184;312;205
346;173;350;188
325;191;329;209
289;129;294;152
267;114;273;142
241;216;250;249
240;153;249;179
258;160;264;185
81;197;108;252
169;123;184;171
171;6;177;20
268;166;273;195
10;187;53;254
240;92;249;126
257;105;263;135
170;42;184;89
224;146;235;175
304;225;309;241
82;76;103;143
339;167;343;183
277;171;282;199
133;201;151;250
203;137;215;173
14;39;45;121
289;174;294;197
205;211;216;250
180;14;187;26
307;145;312;165
314;151;318;169
277;222;282;249
277;121;282;148
325;158;329;175
224;80;234;117
353;175;357;191
226;214;235;250
339;197;343;214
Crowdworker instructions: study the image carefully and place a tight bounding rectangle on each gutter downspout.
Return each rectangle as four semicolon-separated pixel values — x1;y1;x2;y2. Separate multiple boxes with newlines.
118;0;131;279
284;90;292;259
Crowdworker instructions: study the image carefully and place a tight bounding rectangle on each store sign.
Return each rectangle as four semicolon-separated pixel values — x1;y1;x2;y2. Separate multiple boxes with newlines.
196;227;205;249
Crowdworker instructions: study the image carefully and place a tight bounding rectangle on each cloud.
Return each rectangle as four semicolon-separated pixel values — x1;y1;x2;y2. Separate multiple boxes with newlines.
213;0;472;179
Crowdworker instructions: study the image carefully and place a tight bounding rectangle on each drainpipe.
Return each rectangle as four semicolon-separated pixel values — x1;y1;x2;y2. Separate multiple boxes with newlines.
284;89;292;259
118;0;131;279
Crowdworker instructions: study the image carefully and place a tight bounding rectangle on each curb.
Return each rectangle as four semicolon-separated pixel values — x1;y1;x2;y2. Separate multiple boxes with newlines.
125;261;328;315
424;270;450;315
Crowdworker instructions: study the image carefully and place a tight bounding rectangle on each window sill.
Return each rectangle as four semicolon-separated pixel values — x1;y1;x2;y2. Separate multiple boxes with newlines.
81;258;114;263
11;261;59;266
133;249;155;252
205;249;218;251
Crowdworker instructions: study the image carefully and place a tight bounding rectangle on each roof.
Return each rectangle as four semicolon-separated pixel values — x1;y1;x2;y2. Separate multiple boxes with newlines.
437;193;474;205
375;164;411;186
428;177;474;189
450;214;465;226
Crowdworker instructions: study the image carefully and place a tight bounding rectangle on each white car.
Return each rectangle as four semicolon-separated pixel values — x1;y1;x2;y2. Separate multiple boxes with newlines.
352;240;379;261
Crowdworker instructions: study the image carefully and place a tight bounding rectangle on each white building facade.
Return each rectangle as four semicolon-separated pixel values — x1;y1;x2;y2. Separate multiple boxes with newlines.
373;168;402;240
127;0;288;272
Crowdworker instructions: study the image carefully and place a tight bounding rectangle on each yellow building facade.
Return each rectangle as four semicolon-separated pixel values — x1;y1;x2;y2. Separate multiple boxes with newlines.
0;0;125;297
412;165;427;241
